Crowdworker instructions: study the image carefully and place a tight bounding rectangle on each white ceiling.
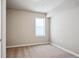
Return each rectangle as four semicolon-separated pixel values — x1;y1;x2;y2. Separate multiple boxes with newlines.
47;0;79;16
7;0;64;13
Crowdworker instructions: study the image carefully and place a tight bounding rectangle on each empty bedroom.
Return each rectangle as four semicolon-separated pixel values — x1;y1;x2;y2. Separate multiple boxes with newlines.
6;0;79;58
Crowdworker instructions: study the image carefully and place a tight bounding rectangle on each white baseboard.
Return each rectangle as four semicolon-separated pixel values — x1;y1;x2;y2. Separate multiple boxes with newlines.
51;43;79;58
7;42;50;48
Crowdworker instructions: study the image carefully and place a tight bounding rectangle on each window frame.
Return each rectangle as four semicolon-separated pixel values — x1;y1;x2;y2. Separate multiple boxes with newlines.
35;17;45;37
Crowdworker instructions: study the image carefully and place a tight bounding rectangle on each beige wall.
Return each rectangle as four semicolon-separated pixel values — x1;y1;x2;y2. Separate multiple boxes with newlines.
6;9;49;47
50;7;79;55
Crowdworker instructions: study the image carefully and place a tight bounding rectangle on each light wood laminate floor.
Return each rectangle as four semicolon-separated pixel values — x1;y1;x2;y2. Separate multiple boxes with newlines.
6;44;76;58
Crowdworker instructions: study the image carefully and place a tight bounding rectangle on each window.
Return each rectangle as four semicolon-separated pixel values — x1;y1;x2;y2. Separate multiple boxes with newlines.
35;18;45;36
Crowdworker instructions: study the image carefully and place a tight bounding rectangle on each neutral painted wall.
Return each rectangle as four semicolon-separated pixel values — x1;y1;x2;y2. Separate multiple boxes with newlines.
6;9;49;47
50;7;79;54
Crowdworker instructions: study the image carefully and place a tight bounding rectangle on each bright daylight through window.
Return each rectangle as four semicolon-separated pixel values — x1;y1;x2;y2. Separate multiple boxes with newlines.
35;18;45;37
